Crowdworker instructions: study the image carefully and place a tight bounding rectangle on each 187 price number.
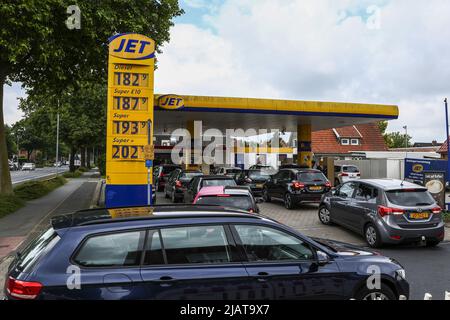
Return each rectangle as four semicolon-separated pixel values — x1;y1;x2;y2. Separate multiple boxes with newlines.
113;96;148;111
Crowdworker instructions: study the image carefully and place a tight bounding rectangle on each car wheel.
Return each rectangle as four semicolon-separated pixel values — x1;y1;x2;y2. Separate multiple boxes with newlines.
364;223;383;248
426;240;441;247
164;188;169;198
263;187;271;202
318;206;332;225
284;193;294;210
354;284;397;300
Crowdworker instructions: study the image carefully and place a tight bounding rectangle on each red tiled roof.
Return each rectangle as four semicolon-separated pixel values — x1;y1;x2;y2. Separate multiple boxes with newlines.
312;123;388;154
334;126;362;138
438;138;449;154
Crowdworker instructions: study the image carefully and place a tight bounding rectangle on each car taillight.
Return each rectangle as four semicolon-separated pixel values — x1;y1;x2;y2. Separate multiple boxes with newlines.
175;180;182;188
340;173;349;177
356;173;361;176
432;207;442;214
325;181;331;188
292;181;305;189
249;209;254;213
377;205;404;217
217;194;230;197
7;277;42;300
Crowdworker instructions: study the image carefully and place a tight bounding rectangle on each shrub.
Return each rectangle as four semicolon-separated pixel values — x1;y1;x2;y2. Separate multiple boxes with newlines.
14;176;67;201
0;194;25;219
78;167;89;172
63;170;83;178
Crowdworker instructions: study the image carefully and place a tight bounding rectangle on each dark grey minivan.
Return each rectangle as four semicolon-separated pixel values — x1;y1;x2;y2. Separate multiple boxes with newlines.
318;179;445;248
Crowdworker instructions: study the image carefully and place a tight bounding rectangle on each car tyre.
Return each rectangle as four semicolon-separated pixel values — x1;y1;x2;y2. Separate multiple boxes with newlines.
425;240;441;247
364;223;383;248
354;283;397;300
318;206;333;225
284;193;294;210
164;187;169;198
263;187;271;202
171;191;178;203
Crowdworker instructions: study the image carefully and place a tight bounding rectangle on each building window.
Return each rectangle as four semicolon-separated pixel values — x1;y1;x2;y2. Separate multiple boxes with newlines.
341;139;350;145
351;139;359;145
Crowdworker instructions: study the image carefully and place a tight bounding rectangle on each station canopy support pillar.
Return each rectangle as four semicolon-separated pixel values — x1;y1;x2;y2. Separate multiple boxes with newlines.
185;120;202;170
297;124;312;168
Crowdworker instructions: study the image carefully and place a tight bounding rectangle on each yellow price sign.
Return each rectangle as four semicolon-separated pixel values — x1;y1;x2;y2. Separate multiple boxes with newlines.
113;96;149;111
113;121;148;135
111;145;144;160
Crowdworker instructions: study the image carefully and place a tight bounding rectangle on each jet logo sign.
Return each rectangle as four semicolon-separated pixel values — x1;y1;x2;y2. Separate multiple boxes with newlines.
158;95;185;110
109;33;155;60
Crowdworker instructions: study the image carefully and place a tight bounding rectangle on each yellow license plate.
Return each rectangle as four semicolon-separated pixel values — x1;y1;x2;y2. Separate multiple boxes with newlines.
309;186;322;191
409;212;429;219
256;184;264;188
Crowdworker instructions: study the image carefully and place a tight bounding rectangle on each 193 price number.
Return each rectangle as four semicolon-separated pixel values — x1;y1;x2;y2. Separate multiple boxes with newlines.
113;121;147;135
112;145;143;160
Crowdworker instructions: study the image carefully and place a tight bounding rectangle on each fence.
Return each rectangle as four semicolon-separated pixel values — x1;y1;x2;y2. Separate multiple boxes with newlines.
335;159;404;180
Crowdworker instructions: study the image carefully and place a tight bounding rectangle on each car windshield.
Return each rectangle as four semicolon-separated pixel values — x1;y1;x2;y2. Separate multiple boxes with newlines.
181;172;202;179
16;227;59;272
196;195;253;210
202;179;237;187
385;189;435;206
343;166;359;173
225;169;241;174
162;166;179;174
248;170;271;179
297;172;327;182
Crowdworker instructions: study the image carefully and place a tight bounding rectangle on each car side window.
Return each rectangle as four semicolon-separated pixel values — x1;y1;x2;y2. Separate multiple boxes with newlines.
143;230;165;265
159;225;235;265
74;231;144;267
234;225;314;262
355;184;378;203
336;182;357;198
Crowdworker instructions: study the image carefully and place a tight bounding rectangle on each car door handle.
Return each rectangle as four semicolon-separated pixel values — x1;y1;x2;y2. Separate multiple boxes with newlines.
158;276;175;282
254;272;271;282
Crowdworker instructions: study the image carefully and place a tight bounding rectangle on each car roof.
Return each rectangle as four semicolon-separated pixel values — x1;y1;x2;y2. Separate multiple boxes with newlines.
51;205;262;230
281;168;322;173
197;186;251;196
358;179;427;190
197;175;235;180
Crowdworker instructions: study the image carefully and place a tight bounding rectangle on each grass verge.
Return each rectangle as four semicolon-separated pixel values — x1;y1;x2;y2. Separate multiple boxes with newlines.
0;176;67;219
62;170;83;178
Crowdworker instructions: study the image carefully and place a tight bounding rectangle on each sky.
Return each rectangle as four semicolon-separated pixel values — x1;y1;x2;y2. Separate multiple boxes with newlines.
4;0;450;143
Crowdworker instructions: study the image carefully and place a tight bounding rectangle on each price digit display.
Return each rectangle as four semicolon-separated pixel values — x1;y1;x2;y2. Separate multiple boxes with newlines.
112;145;144;160
113;121;147;135
114;72;149;87
113;97;148;111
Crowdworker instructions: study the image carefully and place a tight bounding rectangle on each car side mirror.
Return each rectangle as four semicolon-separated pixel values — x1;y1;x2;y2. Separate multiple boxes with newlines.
316;250;330;266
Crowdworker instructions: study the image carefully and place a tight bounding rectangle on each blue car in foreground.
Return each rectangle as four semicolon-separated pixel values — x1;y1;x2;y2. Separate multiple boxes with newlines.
4;205;409;300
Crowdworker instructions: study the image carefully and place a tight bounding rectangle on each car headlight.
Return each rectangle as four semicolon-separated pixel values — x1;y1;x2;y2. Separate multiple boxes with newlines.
396;269;406;280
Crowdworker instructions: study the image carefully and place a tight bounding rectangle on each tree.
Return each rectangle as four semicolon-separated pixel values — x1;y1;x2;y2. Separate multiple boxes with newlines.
0;0;183;194
385;131;412;148
4;125;17;158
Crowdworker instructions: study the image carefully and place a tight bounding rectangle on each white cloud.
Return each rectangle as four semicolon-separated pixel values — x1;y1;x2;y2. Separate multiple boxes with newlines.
3;83;24;125
156;0;450;142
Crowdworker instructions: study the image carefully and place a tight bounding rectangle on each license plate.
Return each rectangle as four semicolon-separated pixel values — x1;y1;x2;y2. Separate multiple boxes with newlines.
409;212;429;220
256;183;264;188
309;186;322;191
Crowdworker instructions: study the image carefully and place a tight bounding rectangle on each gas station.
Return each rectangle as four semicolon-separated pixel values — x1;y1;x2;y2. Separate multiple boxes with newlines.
104;33;399;208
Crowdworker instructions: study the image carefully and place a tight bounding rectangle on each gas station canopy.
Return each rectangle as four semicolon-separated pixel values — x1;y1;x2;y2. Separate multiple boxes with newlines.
153;94;398;134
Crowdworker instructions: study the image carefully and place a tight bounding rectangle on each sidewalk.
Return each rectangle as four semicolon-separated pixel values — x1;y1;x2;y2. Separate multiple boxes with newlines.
0;172;100;261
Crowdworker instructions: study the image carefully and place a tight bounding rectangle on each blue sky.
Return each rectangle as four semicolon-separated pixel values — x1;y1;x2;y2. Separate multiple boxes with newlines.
4;0;450;143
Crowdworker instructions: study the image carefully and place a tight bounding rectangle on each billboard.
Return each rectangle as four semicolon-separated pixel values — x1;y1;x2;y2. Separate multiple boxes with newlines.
105;33;155;208
404;158;448;185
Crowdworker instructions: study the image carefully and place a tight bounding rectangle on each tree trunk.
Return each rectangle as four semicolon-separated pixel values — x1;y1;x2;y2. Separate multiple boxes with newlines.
0;77;13;195
86;147;91;169
81;146;86;168
69;146;76;172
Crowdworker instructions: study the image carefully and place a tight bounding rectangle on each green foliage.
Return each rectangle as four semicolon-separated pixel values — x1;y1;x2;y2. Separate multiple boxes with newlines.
78;167;89;172
385;131;412;148
62;170;83;178
97;152;106;176
14;176;66;200
5;124;17;157
0;194;25;219
0;176;66;218
443;210;450;223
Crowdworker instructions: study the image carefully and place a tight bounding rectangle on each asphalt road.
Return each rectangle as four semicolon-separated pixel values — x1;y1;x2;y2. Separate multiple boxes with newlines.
10;166;69;185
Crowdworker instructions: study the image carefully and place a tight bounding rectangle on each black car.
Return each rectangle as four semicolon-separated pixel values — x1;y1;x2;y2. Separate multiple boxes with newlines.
3;205;409;300
263;168;331;209
236;169;272;196
154;164;181;191
164;169;203;203
183;175;237;204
